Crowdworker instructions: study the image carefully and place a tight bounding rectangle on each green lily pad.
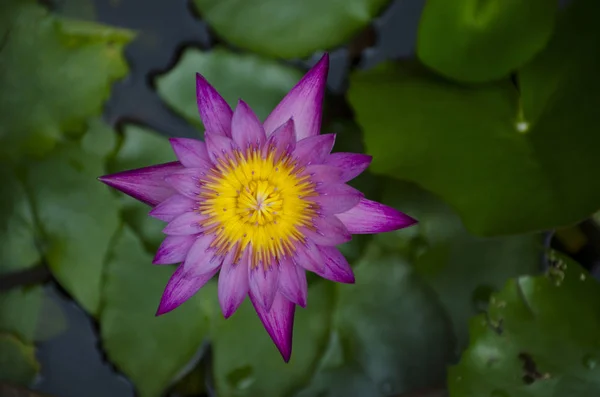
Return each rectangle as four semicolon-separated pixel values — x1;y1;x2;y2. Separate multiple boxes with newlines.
100;227;212;397
155;48;303;130
109;124;176;252
375;181;542;350
0;287;43;342
0;333;39;385
81;118;117;159
211;282;335;397
349;0;600;236
24;142;121;315
191;0;390;59
449;253;600;397
0;0;132;159
417;0;557;83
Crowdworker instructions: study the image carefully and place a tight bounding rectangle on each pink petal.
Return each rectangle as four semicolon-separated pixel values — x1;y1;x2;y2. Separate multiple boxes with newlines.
249;291;295;362
303;215;351;246
218;247;249;318
205;132;238;164
196;73;233;137
278;257;307;307
310;183;363;215
156;265;217;315
248;260;280;311
231;100;266;149
304;164;343;185
336;198;418;234
182;233;222;276
325;153;372;182
153;235;197;265
163;211;207;235
292;240;324;273
293;134;336;166
164;168;202;198
98;162;184;206
149;194;198;222
317;246;355;284
263;54;329;141
264;118;296;161
169;138;211;168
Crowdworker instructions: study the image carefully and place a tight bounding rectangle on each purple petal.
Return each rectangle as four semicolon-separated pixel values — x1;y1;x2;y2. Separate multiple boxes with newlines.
303;215;351;246
278;257;307;307
163;211;207;235
196;73;233;137
156;265;217;315
218;248;249;318
231;100;266;149
316;246;355;284
205;132;238;164
304;164;343;185
249;291;295;362
98;162;184;206
164;168;202;198
293;134;336;166
264;118;296;161
325;153;372;182
182;233;222;276
263;54;329;141
149;194;198;222
310;183;363;215
248;261;280;311
153;235;197;265
336;198;418;234
292;240;324;273
169;138;211;168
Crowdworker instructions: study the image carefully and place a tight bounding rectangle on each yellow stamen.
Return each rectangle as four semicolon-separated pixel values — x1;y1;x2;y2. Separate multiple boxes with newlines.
198;147;317;269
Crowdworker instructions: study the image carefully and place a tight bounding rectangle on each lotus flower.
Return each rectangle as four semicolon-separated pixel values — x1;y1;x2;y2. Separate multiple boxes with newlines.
99;53;416;362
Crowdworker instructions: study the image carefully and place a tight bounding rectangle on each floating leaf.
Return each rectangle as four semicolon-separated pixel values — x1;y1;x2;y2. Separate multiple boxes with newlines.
0;333;39;385
417;0;557;82
109;124;176;251
0;287;43;342
0;0;132;159
449;253;600;397
100;227;212;397
349;0;600;236
156;48;303;130
24;142;121;314
191;0;390;58
81;118;117;159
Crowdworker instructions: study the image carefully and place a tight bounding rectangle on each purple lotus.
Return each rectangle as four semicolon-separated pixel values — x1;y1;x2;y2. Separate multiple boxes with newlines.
99;53;416;361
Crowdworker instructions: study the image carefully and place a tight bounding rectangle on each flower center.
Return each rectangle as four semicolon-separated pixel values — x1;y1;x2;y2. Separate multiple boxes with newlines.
198;148;317;268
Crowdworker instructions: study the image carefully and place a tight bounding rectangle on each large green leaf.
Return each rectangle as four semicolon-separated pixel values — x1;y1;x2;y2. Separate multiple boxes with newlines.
0;0;132;159
375;181;542;350
191;0;390;59
155;48;303;130
100;227;212;397
0;333;39;385
108;124;176;252
295;245;455;397
211;282;335;397
24;141;121;314
449;253;600;397
0;287;43;343
349;0;600;236
417;0;557;83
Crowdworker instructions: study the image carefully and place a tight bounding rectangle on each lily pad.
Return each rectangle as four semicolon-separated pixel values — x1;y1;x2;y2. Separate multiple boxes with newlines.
417;0;557;82
109;124;176;252
449;253;600;397
349;0;600;236
191;0;390;59
375;181;541;350
0;333;39;385
100;227;212;397
0;0;132;159
155;48;303;130
0;287;43;342
24;142;121;315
